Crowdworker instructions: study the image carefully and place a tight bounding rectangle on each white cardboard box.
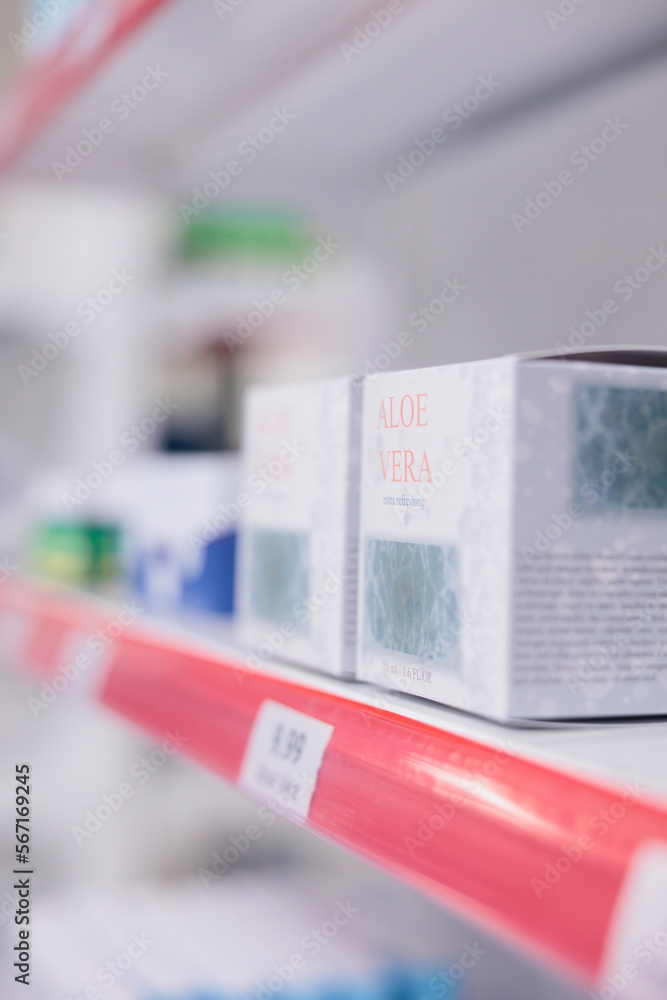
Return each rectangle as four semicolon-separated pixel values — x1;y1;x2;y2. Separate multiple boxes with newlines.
357;349;667;720
237;378;362;677
105;453;239;614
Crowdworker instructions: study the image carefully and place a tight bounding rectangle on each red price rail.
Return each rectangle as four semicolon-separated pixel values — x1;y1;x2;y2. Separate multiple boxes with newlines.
0;0;167;170
2;576;667;987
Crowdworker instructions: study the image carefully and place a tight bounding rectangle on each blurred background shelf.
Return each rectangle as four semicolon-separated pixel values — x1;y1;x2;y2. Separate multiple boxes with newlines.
3;0;667;435
4;574;667;990
2;0;667;207
0;0;165;171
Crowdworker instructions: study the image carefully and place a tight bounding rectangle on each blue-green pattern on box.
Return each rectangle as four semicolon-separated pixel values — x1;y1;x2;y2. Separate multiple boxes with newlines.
249;529;309;628
364;539;459;662
575;384;667;510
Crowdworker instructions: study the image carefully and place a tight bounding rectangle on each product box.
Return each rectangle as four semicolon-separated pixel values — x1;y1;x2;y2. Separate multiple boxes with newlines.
357;348;667;720
237;378;362;677
108;453;239;615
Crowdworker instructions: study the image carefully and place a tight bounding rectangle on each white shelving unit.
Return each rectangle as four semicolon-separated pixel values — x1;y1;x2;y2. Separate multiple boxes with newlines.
3;5;667;997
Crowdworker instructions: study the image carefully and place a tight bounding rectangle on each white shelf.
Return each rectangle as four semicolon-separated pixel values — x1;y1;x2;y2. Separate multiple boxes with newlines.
3;576;667;988
2;0;666;210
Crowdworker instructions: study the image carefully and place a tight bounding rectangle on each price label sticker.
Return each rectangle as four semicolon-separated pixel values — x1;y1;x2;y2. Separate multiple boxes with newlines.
598;841;667;1000
239;700;334;820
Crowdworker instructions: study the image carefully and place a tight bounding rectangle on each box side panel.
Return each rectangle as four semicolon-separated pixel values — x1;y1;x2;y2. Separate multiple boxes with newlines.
509;360;667;718
340;378;363;676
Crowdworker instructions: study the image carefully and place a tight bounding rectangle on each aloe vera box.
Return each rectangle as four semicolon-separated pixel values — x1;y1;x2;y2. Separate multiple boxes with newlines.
237;377;362;678
357;349;667;720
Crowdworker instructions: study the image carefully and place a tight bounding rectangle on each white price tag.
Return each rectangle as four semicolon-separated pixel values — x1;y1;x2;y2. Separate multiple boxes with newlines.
598;841;667;1000
239;701;334;820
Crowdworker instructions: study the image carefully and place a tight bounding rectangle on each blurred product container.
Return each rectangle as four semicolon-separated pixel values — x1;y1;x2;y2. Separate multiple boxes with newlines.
108;453;239;615
163;206;390;449
21;452;239;614
31;519;120;587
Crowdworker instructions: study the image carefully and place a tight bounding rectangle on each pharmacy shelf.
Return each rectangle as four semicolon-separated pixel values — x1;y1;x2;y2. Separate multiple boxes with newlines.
3;576;667;988
2;1;667;202
0;0;166;171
